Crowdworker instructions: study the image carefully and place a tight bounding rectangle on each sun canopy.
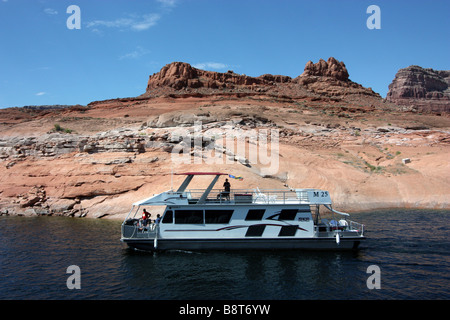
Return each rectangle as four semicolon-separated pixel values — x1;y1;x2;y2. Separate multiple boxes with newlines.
132;191;173;206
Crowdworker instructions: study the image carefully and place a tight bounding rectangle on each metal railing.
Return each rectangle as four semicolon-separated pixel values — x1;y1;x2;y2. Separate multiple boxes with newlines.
122;222;158;239
183;188;307;205
349;220;364;236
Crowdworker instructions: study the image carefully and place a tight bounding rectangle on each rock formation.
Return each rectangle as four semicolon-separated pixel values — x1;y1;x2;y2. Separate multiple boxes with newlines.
142;58;380;99
300;57;349;81
386;65;450;113
145;62;267;93
0;129;146;162
294;57;380;98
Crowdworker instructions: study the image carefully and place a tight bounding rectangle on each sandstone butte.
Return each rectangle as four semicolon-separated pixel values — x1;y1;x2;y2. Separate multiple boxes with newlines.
0;57;449;220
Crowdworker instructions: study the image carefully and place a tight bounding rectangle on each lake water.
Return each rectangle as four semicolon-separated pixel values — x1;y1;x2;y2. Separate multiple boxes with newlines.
0;210;449;301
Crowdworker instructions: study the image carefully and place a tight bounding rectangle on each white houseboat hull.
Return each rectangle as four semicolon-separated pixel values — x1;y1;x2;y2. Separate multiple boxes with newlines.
122;236;364;251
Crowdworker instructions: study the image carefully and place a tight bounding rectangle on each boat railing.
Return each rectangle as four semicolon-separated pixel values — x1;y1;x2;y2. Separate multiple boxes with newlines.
349;220;364;236
121;221;158;239
184;188;306;204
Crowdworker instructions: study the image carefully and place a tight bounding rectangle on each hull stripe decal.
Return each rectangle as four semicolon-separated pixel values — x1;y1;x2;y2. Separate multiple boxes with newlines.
165;223;308;232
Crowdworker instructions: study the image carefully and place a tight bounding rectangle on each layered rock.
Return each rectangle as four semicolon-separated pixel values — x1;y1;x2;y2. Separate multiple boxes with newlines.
0;129;146;163
142;58;381;99
295;57;380;98
300;57;349;81
386;65;450;113
145;62;267;93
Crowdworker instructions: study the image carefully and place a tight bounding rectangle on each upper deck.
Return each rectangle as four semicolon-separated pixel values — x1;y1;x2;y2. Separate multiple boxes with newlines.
133;188;332;207
132;172;333;207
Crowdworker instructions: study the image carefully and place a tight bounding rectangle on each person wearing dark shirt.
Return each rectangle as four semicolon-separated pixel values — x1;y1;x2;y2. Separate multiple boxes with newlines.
223;179;231;192
223;178;231;200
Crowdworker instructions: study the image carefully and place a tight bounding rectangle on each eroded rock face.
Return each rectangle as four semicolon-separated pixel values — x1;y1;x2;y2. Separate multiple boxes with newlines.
146;62;267;91
295;57;380;98
143;58;380;99
386;65;450;113
300;57;349;81
0;130;146;161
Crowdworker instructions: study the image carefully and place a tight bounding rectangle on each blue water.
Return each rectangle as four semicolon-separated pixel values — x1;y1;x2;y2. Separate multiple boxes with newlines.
0;210;449;300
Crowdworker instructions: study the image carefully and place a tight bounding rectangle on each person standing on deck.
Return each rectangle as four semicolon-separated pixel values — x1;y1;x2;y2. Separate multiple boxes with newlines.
142;209;150;226
223;178;231;197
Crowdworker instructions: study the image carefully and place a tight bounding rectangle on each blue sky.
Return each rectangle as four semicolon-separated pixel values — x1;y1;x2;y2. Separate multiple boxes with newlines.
0;0;449;108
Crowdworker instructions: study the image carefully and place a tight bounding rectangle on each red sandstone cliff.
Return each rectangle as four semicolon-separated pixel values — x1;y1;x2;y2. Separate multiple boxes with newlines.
386;65;450;113
141;58;380;100
294;57;380;98
145;62;266;92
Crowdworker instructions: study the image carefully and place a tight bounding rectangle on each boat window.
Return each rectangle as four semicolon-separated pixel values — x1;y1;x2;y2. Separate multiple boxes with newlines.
175;210;204;224
245;209;265;221
162;210;173;224
278;225;298;236
279;209;298;220
245;225;266;237
205;210;233;224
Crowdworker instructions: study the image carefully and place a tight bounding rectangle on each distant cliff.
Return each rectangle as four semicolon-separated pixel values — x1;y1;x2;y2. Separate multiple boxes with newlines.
141;58;380;100
386;65;450;113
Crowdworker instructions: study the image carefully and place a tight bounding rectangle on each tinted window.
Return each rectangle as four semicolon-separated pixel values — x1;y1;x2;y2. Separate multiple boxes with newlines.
278;225;298;236
162;210;173;223
175;210;203;224
279;209;298;220
205;210;233;224
245;225;266;237
245;209;265;221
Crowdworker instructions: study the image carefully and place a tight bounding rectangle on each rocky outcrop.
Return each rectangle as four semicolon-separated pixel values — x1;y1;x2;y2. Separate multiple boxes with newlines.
300;57;349;81
386;65;450;113
257;74;292;83
295;57;380;98
0;129;146;162
145;62;267;92
142;59;381;99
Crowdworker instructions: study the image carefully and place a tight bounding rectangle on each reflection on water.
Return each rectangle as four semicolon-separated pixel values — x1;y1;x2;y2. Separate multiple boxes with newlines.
119;249;365;300
0;210;449;300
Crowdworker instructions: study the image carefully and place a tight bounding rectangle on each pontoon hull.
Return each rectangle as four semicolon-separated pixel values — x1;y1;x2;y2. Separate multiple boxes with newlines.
122;237;364;251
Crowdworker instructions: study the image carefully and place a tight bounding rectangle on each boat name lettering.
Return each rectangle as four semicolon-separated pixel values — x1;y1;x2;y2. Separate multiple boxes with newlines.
313;191;329;197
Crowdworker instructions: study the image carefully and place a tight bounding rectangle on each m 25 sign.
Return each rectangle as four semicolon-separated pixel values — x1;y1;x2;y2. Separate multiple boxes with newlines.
313;191;329;198
307;190;331;204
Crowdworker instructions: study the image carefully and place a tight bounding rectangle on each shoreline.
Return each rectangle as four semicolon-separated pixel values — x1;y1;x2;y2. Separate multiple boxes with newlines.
1;202;449;221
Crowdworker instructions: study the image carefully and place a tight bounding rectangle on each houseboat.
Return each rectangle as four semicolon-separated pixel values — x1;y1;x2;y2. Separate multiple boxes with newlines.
120;172;365;251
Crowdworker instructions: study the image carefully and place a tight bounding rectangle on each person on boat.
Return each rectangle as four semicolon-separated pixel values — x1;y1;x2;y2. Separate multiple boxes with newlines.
141;209;150;226
221;179;231;200
217;178;231;201
155;214;161;224
223;178;231;193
